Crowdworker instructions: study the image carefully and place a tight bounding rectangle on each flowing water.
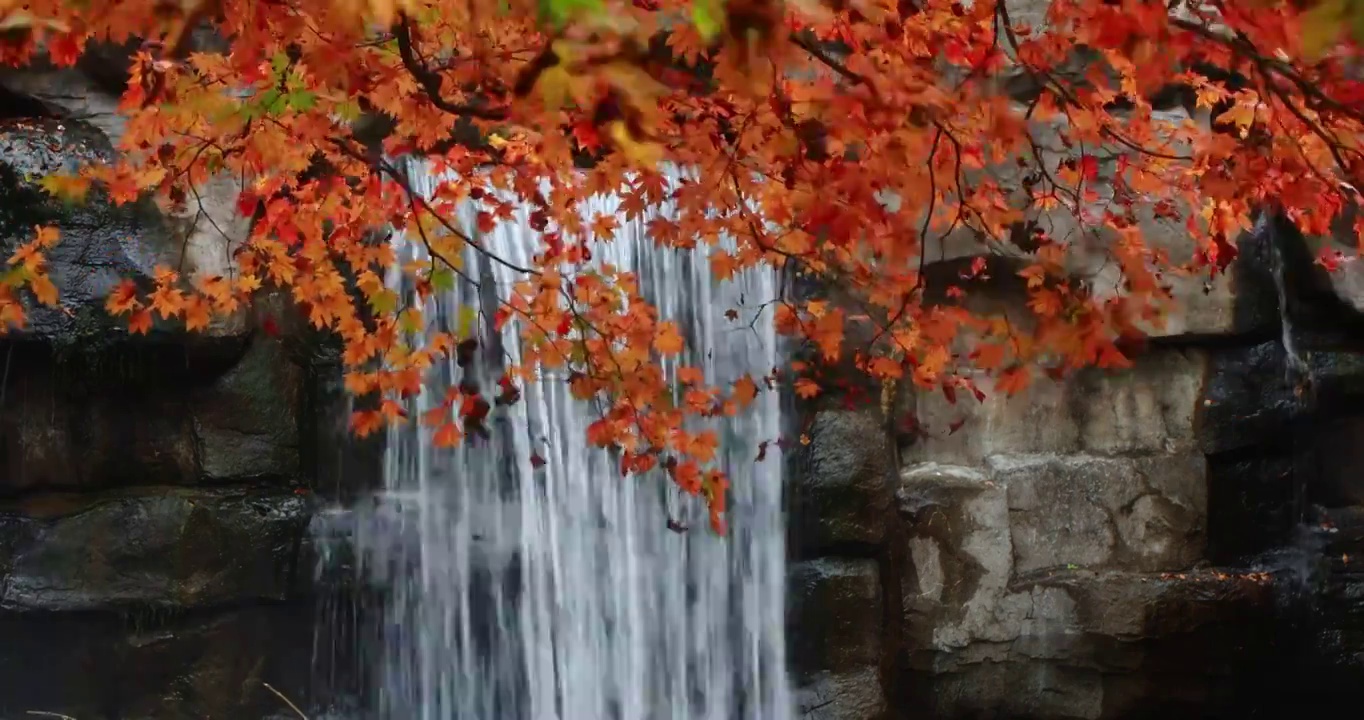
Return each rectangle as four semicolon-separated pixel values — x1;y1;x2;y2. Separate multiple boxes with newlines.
343;162;792;720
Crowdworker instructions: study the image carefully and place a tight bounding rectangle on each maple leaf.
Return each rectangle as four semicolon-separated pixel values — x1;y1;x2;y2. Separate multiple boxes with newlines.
106;280;141;315
183;294;213;331
653;321;685;356
995;366;1031;396
28;274;58;307
38;174;91;202
732;375;759;406
24;0;1364;534
590;213;619;240
127;309;154;335
433;422;463;447
794;378;821;399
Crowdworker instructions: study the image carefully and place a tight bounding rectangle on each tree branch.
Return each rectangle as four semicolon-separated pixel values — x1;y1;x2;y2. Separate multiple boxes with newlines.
393;15;509;122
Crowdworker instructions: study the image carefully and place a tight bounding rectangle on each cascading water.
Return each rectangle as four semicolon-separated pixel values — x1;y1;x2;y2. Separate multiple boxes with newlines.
348;161;793;720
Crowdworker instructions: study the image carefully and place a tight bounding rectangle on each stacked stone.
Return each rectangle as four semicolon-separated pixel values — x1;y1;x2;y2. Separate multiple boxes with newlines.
0;64;339;719
785;1;1364;713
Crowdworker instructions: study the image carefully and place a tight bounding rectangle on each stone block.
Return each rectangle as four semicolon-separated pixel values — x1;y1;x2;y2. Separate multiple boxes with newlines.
191;338;302;482
898;463;1017;649
788;558;883;678
794;668;886;720
903;349;1207;465
0;70;252;348
995;453;1206;574
0;369;199;492
0;485;311;611
0;604;320;719
900;568;1279;719
789;410;896;554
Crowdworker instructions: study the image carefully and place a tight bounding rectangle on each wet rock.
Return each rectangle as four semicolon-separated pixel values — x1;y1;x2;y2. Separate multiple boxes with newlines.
795;667;886;720
1205;450;1297;563
191;339;302;482
0;486;310;611
0;604;319;720
1199;342;1303;455
0;116;248;350
0;365;200;493
788;558;883;677
900;569;1278;719
789;410;896;555
0;339;302;493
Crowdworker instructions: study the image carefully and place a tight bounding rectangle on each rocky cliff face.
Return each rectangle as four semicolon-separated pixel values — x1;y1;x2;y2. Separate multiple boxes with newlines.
0;62;340;719
783;39;1364;720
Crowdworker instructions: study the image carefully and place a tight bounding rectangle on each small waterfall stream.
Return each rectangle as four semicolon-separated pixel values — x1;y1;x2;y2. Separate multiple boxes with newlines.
342;162;792;720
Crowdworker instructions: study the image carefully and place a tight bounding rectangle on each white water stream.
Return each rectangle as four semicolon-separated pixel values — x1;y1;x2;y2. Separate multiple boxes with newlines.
348;162;793;720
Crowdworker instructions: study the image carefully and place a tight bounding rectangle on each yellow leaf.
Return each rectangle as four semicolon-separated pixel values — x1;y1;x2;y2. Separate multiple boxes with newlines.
38;174;90;202
1302;0;1349;59
537;66;573;113
607;122;663;167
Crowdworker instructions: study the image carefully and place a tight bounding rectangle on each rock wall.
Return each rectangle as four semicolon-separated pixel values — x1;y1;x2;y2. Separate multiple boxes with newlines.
784;12;1364;713
783;219;1364;720
0;62;335;719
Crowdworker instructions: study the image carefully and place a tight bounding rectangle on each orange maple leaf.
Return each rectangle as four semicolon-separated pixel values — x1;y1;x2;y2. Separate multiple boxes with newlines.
653;321;685;356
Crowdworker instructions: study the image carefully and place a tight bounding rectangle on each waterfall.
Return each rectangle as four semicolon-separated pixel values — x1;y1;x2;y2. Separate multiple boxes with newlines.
1262;212;1309;384
347;161;793;720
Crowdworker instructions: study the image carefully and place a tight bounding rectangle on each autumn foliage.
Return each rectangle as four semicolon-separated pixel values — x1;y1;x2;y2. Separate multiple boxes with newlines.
1;0;1363;529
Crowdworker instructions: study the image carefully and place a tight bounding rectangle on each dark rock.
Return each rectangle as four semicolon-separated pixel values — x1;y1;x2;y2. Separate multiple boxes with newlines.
1301;416;1364;508
795;668;886;720
1205;449;1297;564
788;410;896;556
191;338;302;482
0;338;302;494
302;359;386;502
0;117;250;358
0;362;200;493
0;604;320;720
0;486;309;612
1198;342;1303;455
788;558;883;679
899;569;1281;719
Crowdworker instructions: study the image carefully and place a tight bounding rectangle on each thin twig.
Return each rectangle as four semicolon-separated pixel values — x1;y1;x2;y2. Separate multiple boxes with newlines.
263;682;310;720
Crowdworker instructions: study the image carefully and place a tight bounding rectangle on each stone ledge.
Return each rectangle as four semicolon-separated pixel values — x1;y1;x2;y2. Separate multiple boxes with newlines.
0;485;311;612
900;453;1207;577
794;667;886;720
901;349;1207;466
788;409;896;556
902;568;1280;719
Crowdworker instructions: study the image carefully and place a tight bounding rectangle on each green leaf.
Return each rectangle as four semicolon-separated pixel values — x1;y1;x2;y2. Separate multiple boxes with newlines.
692;0;724;41
540;0;605;25
430;267;457;292
255;88;281;114
287;90;317;111
456;305;478;338
265;92;289;115
271;51;291;76
369;288;400;315
336;100;363;122
399;307;423;334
